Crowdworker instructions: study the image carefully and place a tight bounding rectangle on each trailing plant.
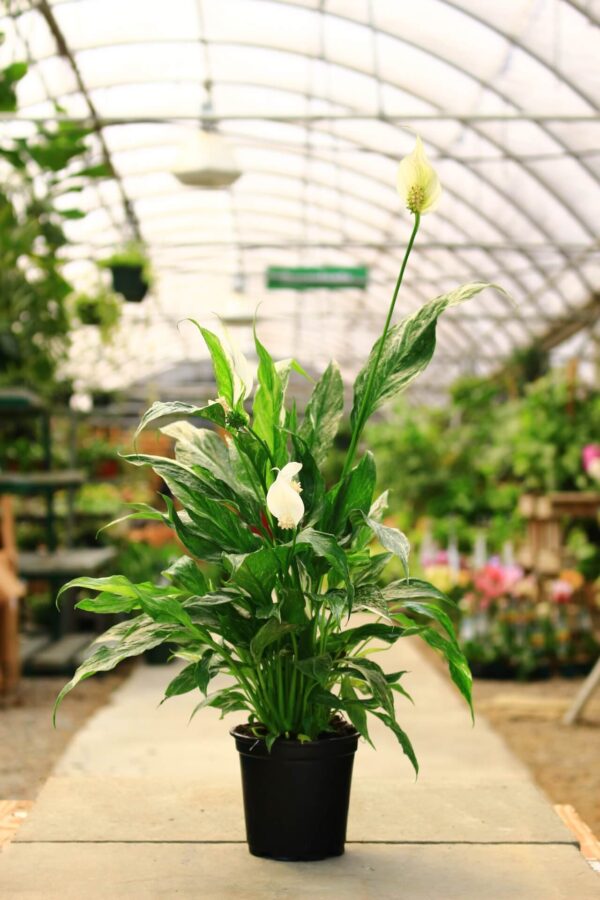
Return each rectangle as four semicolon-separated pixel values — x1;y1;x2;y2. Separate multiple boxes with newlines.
0;54;111;395
54;138;501;771
72;288;122;343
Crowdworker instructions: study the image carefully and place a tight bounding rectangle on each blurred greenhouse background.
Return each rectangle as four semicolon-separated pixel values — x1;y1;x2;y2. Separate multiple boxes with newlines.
0;0;599;833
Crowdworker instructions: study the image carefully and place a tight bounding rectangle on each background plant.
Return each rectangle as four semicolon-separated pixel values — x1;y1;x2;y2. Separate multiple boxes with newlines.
0;54;110;397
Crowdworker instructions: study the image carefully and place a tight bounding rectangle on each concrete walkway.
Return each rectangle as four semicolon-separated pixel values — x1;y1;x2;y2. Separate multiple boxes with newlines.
1;637;598;898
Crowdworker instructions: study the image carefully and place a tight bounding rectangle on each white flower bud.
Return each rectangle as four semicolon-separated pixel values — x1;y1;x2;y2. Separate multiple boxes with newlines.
266;462;304;529
396;136;441;215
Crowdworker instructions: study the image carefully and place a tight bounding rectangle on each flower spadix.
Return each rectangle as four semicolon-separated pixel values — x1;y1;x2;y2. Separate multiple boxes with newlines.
266;462;304;530
396;136;441;215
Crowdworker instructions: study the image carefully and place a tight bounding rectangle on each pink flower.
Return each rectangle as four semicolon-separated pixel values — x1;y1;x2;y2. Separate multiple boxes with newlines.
474;563;507;600
472;560;524;600
582;444;600;471
550;579;574;605
582;445;600;482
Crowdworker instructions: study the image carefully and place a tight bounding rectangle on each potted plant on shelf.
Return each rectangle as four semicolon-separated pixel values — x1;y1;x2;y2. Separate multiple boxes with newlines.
54;138;503;861
101;242;153;302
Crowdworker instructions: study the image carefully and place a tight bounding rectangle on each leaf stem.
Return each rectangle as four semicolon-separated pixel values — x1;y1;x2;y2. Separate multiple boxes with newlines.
341;213;421;480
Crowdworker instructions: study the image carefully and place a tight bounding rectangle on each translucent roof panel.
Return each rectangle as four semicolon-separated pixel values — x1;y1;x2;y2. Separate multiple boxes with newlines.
1;0;599;399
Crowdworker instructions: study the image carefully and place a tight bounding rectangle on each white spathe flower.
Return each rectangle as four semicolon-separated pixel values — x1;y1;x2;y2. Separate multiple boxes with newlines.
396;136;441;215
266;462;304;530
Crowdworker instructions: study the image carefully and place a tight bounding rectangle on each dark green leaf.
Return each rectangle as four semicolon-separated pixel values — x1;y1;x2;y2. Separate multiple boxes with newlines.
341;678;372;743
163;662;202;699
295;653;333;684
329;622;409;653
224;545;287;608
325;451;376;535
372;710;419;776
163;556;209;595
396;616;473;718
290;434;325;525
190;687;249;721
250;619;298;660
296;528;354;606
54;616;174;723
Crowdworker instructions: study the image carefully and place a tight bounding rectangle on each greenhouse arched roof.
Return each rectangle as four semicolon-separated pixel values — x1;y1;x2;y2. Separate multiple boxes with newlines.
2;0;599;399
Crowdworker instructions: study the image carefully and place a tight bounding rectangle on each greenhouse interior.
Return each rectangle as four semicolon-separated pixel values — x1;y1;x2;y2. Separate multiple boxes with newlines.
0;0;599;896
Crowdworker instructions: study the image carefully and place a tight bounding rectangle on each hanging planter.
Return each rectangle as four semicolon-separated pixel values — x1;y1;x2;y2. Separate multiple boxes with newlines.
101;243;153;303
109;263;148;302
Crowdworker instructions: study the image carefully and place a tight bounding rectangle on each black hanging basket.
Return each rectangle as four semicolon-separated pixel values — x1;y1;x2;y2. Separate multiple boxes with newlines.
109;263;149;303
231;725;359;861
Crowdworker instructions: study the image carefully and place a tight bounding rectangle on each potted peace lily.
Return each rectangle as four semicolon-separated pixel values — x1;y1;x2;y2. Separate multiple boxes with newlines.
55;138;501;861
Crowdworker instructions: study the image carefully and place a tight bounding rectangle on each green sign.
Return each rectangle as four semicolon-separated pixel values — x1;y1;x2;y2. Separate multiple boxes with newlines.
266;266;368;291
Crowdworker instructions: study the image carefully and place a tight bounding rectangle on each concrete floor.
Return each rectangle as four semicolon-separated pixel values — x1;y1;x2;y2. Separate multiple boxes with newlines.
1;638;598;898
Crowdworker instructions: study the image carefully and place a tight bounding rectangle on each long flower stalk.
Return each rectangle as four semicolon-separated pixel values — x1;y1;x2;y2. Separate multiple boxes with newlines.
341;212;421;481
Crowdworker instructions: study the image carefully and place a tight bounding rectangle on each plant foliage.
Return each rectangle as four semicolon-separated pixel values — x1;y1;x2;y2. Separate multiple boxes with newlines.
0;55;111;395
53;279;500;771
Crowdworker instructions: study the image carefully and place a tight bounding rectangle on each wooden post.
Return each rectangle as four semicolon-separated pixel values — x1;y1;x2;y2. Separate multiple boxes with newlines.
563;657;600;726
0;496;25;698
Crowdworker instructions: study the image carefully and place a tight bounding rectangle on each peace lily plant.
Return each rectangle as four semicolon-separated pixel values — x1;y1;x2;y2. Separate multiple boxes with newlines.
55;138;500;775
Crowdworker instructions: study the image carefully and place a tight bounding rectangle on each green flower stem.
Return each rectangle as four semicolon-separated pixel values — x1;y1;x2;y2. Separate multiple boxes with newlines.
247;425;276;469
340;212;421;481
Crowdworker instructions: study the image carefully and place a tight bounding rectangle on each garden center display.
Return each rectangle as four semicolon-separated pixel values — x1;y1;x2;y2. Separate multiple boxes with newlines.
54;138;501;860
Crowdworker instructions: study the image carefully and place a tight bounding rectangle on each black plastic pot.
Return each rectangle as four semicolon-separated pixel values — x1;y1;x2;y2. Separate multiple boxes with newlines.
231;726;359;861
109;264;148;302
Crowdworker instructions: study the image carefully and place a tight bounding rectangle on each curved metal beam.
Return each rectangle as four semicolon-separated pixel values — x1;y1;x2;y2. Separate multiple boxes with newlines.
21;41;594;308
9;0;598;369
22;4;598;246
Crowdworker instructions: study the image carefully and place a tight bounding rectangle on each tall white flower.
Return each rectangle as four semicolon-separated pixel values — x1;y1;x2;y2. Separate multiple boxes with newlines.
266;462;304;530
396;136;441;215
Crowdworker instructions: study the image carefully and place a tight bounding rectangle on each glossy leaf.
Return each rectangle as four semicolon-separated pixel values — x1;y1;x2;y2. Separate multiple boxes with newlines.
250;619;299;661
363;515;410;577
299;361;344;466
163;556;209;595
252;331;284;459
326;451;376;535
351;283;502;428
194;324;235;407
296;528;354;606
53;616;175;722
135;400;225;439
